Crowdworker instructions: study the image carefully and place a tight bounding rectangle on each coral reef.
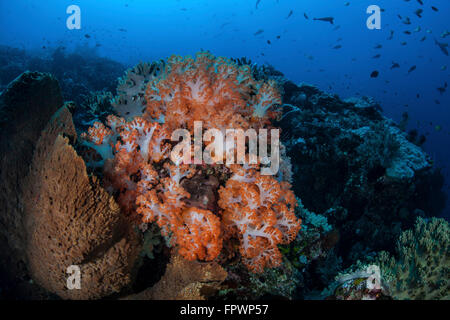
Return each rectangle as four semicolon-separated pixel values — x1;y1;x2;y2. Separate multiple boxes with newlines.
0;45;124;104
276;83;446;266
0;52;446;300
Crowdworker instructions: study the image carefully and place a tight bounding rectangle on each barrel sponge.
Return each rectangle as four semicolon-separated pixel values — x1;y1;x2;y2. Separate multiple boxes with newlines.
23;106;141;299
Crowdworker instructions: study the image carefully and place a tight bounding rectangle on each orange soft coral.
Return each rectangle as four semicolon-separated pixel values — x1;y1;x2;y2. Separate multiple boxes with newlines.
144;52;281;133
218;170;301;273
81;52;300;272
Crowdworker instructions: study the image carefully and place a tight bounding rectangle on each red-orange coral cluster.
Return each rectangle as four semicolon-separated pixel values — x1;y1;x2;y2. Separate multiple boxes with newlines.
144;52;282;132
81;52;301;273
219;165;300;273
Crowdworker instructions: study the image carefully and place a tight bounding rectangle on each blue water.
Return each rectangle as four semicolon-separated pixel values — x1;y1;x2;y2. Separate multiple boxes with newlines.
1;0;449;216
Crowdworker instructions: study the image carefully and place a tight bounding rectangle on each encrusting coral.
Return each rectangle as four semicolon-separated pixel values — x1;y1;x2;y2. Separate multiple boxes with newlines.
81;52;301;273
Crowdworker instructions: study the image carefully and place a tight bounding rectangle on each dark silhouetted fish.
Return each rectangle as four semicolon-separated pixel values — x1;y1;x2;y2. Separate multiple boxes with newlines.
267;40;271;45
404;31;411;35
441;30;450;38
372;54;381;59
304;13;309;19
417;0;423;5
333;45;342;49
313;17;334;24
276;35;281;39
256;0;261;9
387;30;394;40
408;65;416;73
435;39;449;56
254;29;264;36
84;34;91;38
431;6;438;12
402;17;411;25
437;82;448;94
374;44;382;49
420;36;426;41
390;62;400;69
415;9;423;18
370;70;379;78
286;10;293;19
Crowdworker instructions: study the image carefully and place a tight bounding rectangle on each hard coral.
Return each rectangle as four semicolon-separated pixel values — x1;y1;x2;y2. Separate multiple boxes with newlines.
81;52;301;273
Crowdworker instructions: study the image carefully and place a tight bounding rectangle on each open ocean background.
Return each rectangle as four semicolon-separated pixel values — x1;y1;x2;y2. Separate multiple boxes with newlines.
1;0;448;217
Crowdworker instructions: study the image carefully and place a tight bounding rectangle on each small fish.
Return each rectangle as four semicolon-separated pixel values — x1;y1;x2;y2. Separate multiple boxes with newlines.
374;44;382;49
414;26;421;33
415;9;423;18
431;6;438;12
402;17;411;25
387;30;394;40
118;28;127;32
390;62;400;69
333;25;341;31
304;13;309;19
441;65;447;71
404;31;411;35
286;10;293;19
372;54;381;59
254;29;264;36
408;65;416;73
417;0;423;5
435;125;442;132
435;39;449;56
255;0;261;9
276;35;281;39
84;34;91;38
441;30;450;38
333;45;342;49
437;82;448;94
313;17;334;24
370;70;379;78
344;2;350;6
420;36;426;42
267;40;271;45
426;29;432;34
401;41;407;45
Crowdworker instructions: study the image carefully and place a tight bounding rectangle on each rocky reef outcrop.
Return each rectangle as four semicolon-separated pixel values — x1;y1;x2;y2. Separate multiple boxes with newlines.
276;82;446;269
